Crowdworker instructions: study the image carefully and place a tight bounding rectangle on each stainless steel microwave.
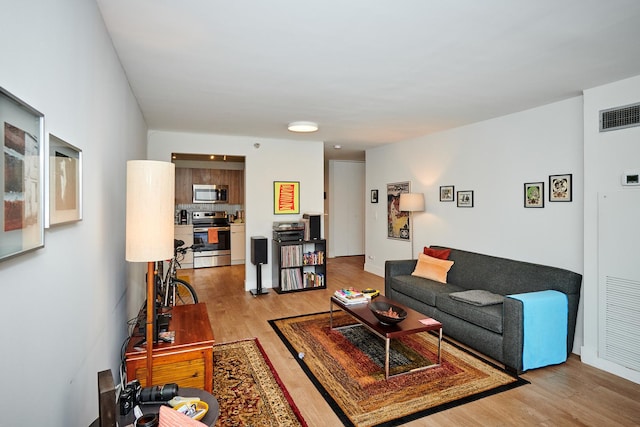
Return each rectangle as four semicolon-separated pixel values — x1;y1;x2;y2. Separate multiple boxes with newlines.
193;184;228;204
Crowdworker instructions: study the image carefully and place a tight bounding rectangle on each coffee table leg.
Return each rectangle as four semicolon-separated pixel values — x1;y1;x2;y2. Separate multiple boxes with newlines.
329;299;334;329
438;327;442;364
385;338;390;380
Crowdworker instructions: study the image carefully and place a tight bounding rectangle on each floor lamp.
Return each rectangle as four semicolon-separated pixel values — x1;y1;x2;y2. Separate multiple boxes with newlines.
126;160;175;387
399;192;425;259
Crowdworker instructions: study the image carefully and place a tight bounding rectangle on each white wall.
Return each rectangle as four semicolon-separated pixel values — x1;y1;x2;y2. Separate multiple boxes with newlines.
0;1;148;426
148;131;325;290
582;75;640;384
365;97;585;350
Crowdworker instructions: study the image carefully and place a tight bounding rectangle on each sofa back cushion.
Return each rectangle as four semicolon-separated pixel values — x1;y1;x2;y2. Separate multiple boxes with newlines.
430;246;582;297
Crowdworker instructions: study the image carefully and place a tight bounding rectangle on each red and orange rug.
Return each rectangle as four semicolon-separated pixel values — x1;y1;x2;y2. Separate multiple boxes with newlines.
270;311;528;427
213;338;307;427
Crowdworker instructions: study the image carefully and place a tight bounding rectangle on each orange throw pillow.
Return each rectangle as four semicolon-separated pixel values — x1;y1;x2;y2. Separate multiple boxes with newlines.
423;247;451;260
412;253;454;283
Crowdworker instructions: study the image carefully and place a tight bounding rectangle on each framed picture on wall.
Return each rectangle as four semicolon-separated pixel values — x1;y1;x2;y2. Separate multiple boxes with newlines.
457;190;474;208
1;87;45;262
48;134;83;226
387;181;410;240
274;181;300;214
524;182;544;208
549;174;572;202
440;185;455;202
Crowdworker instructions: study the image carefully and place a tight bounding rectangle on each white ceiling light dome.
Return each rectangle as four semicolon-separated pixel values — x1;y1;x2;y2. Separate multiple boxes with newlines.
288;121;318;133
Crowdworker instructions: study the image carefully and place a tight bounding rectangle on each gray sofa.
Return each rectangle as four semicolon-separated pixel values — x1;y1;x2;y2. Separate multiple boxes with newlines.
384;246;582;373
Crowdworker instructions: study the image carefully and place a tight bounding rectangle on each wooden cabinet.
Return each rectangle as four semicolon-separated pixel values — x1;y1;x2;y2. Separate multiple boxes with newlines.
227;169;244;204
272;239;326;293
125;303;215;392
175;167;244;205
174;225;194;269
230;223;245;265
175;168;192;204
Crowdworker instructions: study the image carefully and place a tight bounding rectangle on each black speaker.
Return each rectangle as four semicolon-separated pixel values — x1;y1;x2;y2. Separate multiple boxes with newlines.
251;236;268;265
303;213;321;240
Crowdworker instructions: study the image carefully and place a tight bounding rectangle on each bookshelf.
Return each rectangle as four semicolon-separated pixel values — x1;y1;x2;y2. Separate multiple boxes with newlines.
272;239;326;293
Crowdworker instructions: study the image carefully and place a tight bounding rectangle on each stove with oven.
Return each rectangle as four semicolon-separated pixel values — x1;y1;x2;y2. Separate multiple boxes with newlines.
192;211;231;268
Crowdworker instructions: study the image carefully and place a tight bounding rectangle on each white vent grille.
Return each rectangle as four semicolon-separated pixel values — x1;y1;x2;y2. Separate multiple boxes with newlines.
600;103;640;131
604;276;640;372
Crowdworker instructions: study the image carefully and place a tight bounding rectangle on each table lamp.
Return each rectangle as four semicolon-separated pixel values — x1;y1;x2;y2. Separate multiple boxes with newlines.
399;192;425;259
126;160;175;387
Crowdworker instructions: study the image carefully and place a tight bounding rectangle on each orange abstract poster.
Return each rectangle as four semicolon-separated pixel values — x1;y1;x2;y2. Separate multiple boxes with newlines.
274;181;300;214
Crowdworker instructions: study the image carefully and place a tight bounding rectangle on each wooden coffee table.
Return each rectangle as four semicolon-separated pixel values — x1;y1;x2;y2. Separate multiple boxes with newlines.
330;295;442;379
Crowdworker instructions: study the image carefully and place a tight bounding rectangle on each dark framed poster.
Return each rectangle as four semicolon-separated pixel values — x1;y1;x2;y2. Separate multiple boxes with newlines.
387;181;410;240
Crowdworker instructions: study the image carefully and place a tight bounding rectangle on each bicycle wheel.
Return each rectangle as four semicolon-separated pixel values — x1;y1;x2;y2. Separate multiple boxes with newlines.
171;278;198;305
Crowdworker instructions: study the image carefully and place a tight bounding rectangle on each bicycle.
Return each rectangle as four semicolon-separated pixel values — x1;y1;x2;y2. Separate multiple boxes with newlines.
153;239;200;306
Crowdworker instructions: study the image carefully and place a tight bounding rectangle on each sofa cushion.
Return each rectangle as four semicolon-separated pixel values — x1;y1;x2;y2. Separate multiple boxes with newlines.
390;275;465;306
411;253;454;283
449;289;504;306
436;293;504;333
423;246;451;260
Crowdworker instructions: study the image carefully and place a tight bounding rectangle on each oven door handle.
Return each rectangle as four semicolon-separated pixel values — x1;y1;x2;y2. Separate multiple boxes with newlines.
194;227;209;232
215;226;231;232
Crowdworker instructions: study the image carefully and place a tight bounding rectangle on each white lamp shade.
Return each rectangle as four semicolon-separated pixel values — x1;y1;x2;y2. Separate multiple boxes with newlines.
399;192;425;212
126;160;175;262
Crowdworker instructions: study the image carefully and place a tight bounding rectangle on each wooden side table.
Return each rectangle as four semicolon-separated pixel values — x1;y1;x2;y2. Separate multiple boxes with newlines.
125;303;215;392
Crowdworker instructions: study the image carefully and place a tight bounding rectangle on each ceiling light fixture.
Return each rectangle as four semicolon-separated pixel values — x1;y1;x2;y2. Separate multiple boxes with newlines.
288;121;318;133
333;145;342;149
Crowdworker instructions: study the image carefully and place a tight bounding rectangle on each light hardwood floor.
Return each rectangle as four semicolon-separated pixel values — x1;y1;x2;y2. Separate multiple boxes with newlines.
177;256;640;426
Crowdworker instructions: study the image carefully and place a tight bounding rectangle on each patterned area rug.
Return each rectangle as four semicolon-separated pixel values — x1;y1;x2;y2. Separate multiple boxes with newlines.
213;338;307;427
269;311;528;427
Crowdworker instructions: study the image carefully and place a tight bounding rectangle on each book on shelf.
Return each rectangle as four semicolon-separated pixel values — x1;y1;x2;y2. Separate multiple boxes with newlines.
334;287;368;304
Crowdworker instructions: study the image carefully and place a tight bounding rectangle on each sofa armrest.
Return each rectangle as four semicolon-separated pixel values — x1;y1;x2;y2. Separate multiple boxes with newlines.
503;296;525;373
384;259;417;296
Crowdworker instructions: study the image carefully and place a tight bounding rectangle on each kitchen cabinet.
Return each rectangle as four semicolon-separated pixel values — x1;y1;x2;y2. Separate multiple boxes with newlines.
174;225;194;269
175;168;192;205
175;167;244;205
230;223;245;265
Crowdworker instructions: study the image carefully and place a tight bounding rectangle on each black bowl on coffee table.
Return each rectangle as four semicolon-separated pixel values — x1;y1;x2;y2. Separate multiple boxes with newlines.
369;301;407;325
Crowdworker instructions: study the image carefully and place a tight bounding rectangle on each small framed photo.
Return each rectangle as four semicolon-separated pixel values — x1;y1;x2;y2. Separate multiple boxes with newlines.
457;190;474;208
439;185;455;202
549;174;572;202
371;189;378;203
524;182;544;208
49;134;83;225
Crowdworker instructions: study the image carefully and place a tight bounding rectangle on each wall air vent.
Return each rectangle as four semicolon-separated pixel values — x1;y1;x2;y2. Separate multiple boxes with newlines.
600;102;640;132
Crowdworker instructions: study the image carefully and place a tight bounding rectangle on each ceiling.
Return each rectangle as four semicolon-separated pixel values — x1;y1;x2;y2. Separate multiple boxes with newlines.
96;0;640;161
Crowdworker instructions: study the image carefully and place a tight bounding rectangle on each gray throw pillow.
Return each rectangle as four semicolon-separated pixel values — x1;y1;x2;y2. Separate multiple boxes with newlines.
449;289;504;306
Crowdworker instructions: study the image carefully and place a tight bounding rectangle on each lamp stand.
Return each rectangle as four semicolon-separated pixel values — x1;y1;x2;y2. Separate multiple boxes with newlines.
145;261;154;387
410;211;416;260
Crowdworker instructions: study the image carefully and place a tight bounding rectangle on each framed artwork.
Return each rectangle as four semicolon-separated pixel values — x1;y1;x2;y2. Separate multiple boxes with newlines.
457;190;474;208
48;134;82;226
274;181;300;214
387;181;410;240
1;87;45;262
524;182;544;208
440;185;455;202
549;174;572;202
371;189;378;203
